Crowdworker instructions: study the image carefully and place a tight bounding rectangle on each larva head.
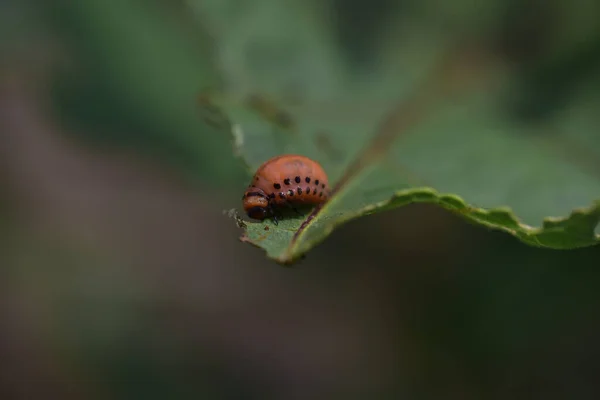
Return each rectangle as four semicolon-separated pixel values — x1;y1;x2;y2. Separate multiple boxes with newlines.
242;188;270;220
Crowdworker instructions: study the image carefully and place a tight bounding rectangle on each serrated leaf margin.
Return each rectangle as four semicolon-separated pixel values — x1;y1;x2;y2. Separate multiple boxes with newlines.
234;187;600;265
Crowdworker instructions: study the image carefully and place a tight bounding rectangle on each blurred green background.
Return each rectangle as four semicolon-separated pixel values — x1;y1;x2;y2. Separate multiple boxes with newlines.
2;0;600;398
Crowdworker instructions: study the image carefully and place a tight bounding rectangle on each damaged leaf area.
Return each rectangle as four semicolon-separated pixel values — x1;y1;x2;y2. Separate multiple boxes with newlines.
191;3;600;265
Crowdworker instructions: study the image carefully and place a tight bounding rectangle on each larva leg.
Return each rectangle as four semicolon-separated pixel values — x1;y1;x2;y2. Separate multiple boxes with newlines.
282;199;302;215
270;205;282;225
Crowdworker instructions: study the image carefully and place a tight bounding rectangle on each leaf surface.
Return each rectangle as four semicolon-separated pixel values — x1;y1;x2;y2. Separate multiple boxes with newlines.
191;0;600;264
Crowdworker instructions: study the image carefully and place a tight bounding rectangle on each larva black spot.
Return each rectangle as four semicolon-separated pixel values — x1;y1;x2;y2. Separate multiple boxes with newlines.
306;187;310;194
269;193;276;199
321;183;325;188
315;180;320;185
274;183;281;189
295;176;301;183
305;177;311;183
319;191;323;197
288;189;294;196
279;192;285;198
284;178;290;185
297;187;303;195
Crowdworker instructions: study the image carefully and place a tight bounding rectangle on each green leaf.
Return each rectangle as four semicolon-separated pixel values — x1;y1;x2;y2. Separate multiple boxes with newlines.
191;0;600;264
212;73;600;263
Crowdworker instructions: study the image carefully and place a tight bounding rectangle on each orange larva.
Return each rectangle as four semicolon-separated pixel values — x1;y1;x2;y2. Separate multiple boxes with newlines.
242;154;331;223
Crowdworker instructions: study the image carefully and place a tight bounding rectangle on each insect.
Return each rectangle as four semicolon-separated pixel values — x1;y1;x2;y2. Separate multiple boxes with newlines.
242;155;330;224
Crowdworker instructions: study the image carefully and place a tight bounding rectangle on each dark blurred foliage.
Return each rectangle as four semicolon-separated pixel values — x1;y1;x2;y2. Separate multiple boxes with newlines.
1;0;600;399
